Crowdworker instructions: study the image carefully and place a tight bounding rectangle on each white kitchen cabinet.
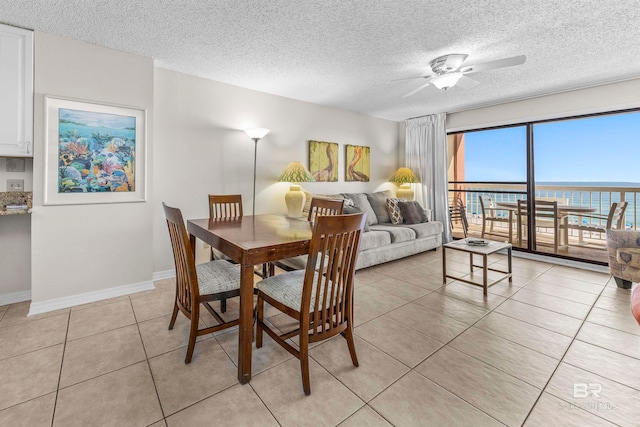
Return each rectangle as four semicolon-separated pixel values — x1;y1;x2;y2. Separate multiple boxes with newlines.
0;24;33;157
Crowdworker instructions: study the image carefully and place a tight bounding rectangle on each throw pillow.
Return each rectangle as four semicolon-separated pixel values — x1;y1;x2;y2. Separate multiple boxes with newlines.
398;201;429;224
343;193;378;226
366;190;393;223
342;204;370;231
386;198;404;224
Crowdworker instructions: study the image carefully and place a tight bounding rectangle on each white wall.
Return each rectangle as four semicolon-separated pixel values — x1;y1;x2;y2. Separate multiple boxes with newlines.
30;32;154;305
447;79;640;131
153;68;400;272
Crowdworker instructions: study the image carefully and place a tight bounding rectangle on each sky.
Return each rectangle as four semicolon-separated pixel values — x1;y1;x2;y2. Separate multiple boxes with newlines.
463;111;640;183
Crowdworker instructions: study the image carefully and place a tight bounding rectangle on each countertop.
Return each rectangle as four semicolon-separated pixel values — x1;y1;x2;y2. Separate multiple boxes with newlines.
0;191;32;215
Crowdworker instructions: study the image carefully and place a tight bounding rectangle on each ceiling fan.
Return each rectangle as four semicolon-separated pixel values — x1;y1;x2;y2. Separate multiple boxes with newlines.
400;54;526;98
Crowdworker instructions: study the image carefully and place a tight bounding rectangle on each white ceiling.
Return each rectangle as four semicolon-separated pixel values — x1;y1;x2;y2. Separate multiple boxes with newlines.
1;0;639;121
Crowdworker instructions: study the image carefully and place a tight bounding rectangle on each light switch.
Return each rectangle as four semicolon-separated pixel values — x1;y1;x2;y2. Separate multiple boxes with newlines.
7;179;24;192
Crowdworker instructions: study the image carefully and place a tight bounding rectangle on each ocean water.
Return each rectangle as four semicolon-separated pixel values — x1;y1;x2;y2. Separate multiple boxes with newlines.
457;182;640;229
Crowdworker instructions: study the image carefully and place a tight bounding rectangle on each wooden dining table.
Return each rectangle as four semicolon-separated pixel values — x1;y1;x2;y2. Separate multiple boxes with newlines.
187;214;313;384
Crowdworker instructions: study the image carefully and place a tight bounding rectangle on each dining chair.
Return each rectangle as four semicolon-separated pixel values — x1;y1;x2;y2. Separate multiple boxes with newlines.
255;212;366;395
448;197;469;238
163;202;241;363
479;195;513;242
567;201;627;247
272;197;345;272
517;199;565;253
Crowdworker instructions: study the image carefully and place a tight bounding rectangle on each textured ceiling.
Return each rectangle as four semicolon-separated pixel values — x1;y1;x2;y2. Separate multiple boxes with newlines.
1;0;639;121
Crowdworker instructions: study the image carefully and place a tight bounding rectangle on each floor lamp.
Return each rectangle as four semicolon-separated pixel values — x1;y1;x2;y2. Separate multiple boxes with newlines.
243;128;270;216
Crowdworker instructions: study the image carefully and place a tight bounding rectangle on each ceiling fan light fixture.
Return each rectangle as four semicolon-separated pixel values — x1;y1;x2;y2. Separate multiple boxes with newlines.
431;72;463;90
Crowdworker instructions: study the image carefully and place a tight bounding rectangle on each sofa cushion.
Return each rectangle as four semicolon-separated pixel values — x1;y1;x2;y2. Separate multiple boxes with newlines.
398;200;429;224
369;224;416;244
402;221;444;238
344;193;378;226
342;204;370;231
359;230;391;251
386;198;404;224
366;190;393;224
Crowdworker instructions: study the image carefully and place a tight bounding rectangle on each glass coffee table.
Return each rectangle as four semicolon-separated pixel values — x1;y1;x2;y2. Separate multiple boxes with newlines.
442;238;512;297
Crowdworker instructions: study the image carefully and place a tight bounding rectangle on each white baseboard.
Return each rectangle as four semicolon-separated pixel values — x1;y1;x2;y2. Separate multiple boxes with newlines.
512;251;609;273
0;290;32;306
152;269;175;281
28;280;155;316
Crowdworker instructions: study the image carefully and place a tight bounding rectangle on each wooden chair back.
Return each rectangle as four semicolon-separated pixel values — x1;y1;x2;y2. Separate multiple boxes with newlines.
478;195;491;217
302;212;366;343
163;203;199;315
209;194;243;220
308;197;344;222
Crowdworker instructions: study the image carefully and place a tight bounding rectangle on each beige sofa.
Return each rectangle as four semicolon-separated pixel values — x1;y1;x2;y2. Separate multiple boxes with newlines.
278;190;444;270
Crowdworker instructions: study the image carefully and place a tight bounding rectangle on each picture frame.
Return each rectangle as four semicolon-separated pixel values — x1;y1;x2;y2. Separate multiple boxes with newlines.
345;144;370;182
44;96;146;205
308;140;338;182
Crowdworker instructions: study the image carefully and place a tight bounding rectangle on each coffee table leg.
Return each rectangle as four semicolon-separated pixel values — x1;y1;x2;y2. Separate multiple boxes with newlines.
508;246;513;283
469;252;474;273
442;246;447;284
483;254;488;298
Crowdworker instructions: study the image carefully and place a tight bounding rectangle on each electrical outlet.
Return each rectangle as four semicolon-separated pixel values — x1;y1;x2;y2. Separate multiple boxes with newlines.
7;179;24;192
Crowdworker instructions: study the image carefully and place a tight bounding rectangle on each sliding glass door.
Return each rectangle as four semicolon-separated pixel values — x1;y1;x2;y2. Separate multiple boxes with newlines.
448;109;640;264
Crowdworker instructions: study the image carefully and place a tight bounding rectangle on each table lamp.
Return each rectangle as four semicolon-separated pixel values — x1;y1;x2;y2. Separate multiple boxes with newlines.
388;167;420;200
278;161;315;217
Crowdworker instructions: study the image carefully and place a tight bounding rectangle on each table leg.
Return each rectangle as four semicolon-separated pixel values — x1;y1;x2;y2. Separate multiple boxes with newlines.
483;254;488;298
442;246;447;284
507;246;513;283
469;252;474;273
238;264;254;384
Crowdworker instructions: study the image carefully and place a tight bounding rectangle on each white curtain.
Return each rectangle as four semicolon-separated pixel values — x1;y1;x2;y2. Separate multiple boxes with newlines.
405;113;451;242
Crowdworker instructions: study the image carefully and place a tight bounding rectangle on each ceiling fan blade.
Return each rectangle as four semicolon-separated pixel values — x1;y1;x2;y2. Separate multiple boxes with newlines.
441;54;468;71
460;55;526;74
402;80;433;98
455;75;480;89
390;75;431;82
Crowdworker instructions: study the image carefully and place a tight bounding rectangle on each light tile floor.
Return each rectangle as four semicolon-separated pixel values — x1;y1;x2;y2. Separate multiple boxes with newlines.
1;248;638;426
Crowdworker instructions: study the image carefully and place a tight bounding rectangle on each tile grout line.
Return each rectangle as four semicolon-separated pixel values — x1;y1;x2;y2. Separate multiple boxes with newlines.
519;278;615;426
50;307;72;427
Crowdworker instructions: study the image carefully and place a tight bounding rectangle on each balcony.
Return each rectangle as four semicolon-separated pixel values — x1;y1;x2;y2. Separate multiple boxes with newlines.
449;183;640;264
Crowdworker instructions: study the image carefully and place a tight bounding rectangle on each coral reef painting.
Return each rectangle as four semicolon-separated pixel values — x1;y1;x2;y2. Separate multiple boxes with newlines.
309;140;338;182
57;108;136;193
345;144;370;182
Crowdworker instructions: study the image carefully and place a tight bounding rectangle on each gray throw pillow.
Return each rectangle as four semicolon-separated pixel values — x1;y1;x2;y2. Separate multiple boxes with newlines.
366;190;393;223
343;193;378;226
398;201;429;224
343;204;370;231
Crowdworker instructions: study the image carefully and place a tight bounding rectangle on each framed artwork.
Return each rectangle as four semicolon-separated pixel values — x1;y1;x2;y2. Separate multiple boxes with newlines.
309;140;338;182
345;144;370;182
44;96;146;205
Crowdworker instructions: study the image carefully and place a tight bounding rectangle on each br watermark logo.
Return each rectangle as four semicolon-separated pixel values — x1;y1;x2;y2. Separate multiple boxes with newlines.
573;383;602;398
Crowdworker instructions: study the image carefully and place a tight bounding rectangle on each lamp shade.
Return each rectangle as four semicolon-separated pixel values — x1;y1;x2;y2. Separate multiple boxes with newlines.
388;167;420;184
278;161;315;183
244;128;270;140
431;72;462;90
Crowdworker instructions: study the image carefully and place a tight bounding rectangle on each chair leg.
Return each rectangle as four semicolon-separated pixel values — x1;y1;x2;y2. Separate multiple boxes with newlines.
185;313;199;364
168;302;179;330
256;296;264;348
481;220;486;238
344;323;359;367
299;333;311;395
220;298;227;313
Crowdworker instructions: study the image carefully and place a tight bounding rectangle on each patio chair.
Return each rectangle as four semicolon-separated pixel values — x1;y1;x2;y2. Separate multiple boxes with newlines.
255;212;366;395
479;195;513;242
567;202;627;247
449;197;468;238
517;200;566;253
606;229;640;289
